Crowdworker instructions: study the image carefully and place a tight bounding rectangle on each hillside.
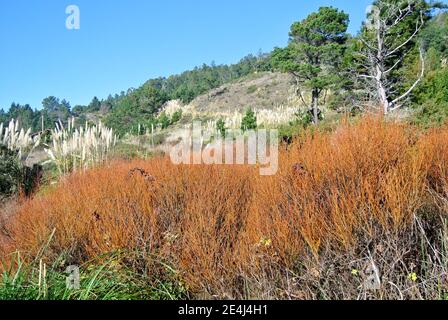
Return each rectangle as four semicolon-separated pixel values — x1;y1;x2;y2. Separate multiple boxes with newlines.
189;72;295;114
148;72;302;148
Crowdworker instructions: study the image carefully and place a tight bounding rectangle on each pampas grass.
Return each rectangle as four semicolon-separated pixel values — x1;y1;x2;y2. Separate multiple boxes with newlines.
219;106;303;129
0;119;40;160
44;118;117;174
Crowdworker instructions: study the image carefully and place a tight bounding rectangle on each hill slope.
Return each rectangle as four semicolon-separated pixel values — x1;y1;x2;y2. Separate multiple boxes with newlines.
188;72;295;114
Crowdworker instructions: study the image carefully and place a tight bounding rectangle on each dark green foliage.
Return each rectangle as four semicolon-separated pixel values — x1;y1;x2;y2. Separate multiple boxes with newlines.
413;99;448;127
158;113;171;130
42;96;72;125
280;110;336;143
0;146;22;198
0;95;78;133
412;66;448;126
88;96;101;112
278;124;304;144
0;104;46;132
271;7;349;123
290;109;314;128
163;54;270;104
415;64;448;104
22;165;43;197
409;10;448;126
241;109;257;131
5;103;35;129
420;12;448;56
0;145;43;199
216;119;226;138
105;84;169;135
170;110;183;124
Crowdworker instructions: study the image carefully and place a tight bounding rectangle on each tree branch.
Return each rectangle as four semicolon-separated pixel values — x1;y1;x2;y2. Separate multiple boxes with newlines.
386;11;424;58
390;47;425;108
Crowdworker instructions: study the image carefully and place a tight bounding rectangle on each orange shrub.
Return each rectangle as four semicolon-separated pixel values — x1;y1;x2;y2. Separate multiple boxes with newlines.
1;116;448;298
249;117;429;260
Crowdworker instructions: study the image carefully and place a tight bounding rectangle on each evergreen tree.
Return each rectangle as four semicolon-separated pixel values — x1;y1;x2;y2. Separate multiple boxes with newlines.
241;108;257;131
271;7;349;124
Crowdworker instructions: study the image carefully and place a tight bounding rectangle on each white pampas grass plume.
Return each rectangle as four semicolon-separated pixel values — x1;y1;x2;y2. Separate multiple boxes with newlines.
0;119;40;159
45;117;117;174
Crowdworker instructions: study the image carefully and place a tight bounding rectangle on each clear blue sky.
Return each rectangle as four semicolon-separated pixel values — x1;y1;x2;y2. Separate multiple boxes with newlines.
0;0;374;110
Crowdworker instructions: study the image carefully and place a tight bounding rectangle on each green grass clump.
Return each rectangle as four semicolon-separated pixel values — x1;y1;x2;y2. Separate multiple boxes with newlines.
0;252;187;301
247;85;258;94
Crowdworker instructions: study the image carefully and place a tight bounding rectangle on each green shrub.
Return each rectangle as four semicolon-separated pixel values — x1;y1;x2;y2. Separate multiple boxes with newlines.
216;119;226;138
290;109;314;128
412;67;448;127
170;110;183;124
158;113;171;130
278;124;303;144
0;145;23;198
412;100;448;128
247;85;258;94
241;108;257;131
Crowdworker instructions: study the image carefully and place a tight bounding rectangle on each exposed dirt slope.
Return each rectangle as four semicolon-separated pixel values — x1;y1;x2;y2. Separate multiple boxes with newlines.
189;72;295;113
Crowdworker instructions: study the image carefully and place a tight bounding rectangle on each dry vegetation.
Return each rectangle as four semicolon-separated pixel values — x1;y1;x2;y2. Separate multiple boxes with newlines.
1;116;448;300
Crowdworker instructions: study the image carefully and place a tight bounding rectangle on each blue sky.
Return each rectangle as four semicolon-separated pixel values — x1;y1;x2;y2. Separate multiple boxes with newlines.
0;0;374;110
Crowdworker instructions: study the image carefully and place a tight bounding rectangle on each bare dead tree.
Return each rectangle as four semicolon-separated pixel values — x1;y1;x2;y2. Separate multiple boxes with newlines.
358;0;427;114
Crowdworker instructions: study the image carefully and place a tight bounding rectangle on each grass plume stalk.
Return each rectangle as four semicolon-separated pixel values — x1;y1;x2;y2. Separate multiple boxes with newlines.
45;118;117;174
0;119;40;161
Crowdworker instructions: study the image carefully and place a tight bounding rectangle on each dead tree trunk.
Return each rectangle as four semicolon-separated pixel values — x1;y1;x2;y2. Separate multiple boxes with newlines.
359;0;426;114
312;88;320;124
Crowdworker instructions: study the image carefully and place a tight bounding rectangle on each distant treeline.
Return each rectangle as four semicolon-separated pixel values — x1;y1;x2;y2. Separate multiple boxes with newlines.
0;53;271;135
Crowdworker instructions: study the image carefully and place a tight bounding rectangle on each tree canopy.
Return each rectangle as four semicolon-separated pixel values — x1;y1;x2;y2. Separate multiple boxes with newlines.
271;7;349;123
